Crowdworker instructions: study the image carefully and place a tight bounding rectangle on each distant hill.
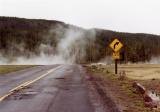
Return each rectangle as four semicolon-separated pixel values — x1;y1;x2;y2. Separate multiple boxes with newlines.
0;16;160;64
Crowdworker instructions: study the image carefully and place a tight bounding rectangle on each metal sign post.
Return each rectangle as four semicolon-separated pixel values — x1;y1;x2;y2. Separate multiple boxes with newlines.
115;59;118;74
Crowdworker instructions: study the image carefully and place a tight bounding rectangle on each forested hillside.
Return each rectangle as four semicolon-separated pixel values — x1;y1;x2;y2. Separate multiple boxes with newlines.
0;17;160;64
95;30;160;63
0;17;65;57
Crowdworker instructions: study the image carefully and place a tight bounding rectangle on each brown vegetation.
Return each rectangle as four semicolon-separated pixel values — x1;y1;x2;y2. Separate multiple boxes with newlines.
86;64;160;112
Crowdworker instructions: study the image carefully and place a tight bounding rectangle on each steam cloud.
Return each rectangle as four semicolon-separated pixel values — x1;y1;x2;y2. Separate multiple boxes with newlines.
0;24;96;65
1;23;158;65
148;57;160;64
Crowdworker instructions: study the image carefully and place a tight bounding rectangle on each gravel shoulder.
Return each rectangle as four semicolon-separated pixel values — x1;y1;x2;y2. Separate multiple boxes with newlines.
84;64;156;112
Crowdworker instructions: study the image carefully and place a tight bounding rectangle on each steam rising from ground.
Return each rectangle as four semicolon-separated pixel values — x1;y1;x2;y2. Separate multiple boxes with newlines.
1;23;159;65
148;57;160;64
0;25;96;65
98;56;113;64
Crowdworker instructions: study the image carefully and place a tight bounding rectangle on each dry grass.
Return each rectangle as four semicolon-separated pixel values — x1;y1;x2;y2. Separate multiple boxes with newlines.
0;65;35;75
106;64;160;80
87;64;152;112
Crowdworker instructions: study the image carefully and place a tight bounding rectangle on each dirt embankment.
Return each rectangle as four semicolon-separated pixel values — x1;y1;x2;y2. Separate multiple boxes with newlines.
84;64;160;112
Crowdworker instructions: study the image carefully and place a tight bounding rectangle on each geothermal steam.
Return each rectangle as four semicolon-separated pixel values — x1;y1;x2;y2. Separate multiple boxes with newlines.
0;25;96;65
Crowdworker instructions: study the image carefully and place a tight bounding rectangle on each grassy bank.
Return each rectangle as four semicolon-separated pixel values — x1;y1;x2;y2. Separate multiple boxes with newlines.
0;65;35;75
86;64;160;112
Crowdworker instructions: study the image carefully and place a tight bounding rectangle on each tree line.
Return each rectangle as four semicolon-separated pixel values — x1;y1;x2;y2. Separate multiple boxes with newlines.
0;17;160;63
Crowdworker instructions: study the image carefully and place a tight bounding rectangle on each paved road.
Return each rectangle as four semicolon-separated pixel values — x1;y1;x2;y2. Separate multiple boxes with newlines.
0;65;95;112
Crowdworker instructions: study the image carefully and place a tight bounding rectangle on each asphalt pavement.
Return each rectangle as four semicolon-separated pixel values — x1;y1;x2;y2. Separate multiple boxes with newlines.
0;65;95;112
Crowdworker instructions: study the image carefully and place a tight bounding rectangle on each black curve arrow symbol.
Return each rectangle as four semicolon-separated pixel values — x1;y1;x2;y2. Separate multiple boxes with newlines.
114;42;119;49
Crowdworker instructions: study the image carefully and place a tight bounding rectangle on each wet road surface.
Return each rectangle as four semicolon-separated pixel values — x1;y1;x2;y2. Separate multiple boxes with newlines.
0;65;95;112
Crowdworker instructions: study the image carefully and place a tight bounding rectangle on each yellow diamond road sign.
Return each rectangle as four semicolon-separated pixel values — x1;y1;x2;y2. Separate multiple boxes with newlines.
109;39;123;52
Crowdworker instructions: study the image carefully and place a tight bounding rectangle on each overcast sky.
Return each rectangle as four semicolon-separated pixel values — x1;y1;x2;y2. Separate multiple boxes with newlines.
0;0;160;34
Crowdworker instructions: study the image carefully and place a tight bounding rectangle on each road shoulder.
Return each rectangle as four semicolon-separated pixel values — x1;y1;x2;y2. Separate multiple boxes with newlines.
84;65;152;112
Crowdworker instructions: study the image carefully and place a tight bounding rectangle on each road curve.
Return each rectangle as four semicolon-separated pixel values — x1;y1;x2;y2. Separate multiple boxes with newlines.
0;65;95;112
